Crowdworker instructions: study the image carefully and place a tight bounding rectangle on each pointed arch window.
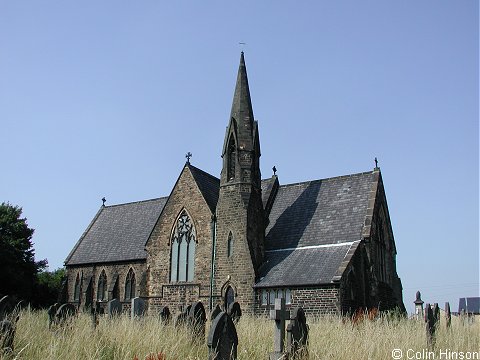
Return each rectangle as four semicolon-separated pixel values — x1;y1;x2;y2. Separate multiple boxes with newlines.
170;210;196;282
227;232;234;258
74;274;81;301
125;268;136;300
97;270;107;301
227;136;236;180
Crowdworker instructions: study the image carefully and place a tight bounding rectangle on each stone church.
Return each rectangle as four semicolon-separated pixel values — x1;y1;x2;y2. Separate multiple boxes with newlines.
64;53;405;316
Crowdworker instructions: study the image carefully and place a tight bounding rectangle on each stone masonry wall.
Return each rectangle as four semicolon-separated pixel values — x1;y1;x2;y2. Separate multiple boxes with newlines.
145;165;214;316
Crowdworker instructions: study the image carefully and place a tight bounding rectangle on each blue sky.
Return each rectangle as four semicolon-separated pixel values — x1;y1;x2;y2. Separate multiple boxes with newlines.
0;1;478;314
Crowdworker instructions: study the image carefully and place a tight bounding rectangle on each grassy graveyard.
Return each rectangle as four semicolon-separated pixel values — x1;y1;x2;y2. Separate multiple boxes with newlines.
3;308;479;360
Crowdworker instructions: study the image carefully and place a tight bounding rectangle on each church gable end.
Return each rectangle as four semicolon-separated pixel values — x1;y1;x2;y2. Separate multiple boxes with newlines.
145;163;218;312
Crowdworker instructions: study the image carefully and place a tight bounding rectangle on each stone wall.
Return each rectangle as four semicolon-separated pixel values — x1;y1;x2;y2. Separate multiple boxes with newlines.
254;286;340;317
145;165;214;315
65;260;146;311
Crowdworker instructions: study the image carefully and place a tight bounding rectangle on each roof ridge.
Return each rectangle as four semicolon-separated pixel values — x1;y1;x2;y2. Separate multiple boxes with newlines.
278;170;375;189
104;196;168;209
188;164;220;182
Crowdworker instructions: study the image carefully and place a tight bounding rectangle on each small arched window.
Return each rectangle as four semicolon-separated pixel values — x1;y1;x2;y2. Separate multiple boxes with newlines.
125;268;136;300
227;232;234;258
97;270;107;301
227;136;236;180
170;210;196;282
74;273;81;301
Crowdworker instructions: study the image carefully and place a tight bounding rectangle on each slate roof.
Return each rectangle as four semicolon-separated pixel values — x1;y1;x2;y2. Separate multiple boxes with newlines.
188;164;220;213
65;197;167;265
256;171;376;287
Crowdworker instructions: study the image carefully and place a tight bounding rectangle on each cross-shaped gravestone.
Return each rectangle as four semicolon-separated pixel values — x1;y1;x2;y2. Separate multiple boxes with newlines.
269;298;289;360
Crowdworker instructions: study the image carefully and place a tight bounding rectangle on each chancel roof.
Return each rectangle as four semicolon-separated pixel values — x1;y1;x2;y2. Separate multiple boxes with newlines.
65;198;167;265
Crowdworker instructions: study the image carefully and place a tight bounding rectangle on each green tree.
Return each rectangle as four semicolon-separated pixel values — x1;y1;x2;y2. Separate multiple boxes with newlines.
0;202;47;300
35;268;66;307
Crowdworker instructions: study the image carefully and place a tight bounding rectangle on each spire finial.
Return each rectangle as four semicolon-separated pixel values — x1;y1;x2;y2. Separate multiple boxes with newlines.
374;157;379;169
272;166;277;176
102;197;106;207
186;152;192;164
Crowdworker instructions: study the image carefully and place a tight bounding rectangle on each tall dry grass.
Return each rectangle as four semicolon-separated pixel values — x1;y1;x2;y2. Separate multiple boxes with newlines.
2;308;479;360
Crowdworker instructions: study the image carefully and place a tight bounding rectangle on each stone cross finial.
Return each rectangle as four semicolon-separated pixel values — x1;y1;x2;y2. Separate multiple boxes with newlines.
272;166;277;176
269;298;289;360
186;152;192;164
102;197;106;206
374;157;379;169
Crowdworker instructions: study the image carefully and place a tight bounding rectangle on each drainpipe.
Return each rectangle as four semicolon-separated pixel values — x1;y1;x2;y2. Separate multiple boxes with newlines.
209;213;217;311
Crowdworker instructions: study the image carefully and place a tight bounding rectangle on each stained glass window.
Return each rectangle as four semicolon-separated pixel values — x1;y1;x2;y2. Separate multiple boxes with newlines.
74;274;81;301
125;268;136;300
170;211;196;282
97;270;107;301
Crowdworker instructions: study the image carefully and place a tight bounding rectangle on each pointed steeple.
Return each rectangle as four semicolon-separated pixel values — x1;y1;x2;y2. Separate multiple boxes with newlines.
230;52;254;129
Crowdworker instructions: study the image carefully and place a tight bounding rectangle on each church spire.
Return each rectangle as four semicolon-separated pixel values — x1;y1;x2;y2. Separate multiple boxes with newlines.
230;52;254;130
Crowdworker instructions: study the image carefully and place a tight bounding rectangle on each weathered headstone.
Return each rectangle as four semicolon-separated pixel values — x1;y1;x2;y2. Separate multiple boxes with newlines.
207;311;238;360
131;297;146;318
47;303;60;328
0;317;17;354
286;307;309;358
0;296;14;320
159;306;171;324
414;291;424;320
210;304;222;321
269;298;289;360
425;303;435;348
175;304;192;328
445;302;451;329
227;302;242;323
433;303;440;329
55;303;77;324
189;301;207;340
107;298;122;316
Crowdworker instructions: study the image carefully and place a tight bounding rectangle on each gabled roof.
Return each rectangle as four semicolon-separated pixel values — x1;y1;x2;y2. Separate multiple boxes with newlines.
65;198;167;266
257;171;377;287
188;164;220;213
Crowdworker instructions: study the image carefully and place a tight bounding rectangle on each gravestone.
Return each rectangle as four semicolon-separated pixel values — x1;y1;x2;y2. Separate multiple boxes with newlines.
55;303;76;324
269;298;289;360
227;302;242;323
0;296;14;320
286;307;309;358
210;304;222;321
0;317;17;354
47;303;59;328
131;297;146;318
175;305;191;328
107;298;122;316
425;303;435;348
207;311;238;360
445;302;451;329
433;303;440;329
189;301;207;340
159;306;171;324
414;291;424;320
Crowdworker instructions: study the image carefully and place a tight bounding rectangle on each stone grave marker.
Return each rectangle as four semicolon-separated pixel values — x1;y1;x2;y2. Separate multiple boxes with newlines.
189;301;207;340
55;303;77;327
0;296;14;320
433;303;440;328
175;304;192;328
47;303;59;328
207;311;238;360
286;307;309;358
269;298;289;360
425;303;436;348
131;297;146;318
227;302;242;323
210;304;222;321
107;298;122;316
0;316;18;355
445;302;451;329
414;291;424;320
159;306;171;324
